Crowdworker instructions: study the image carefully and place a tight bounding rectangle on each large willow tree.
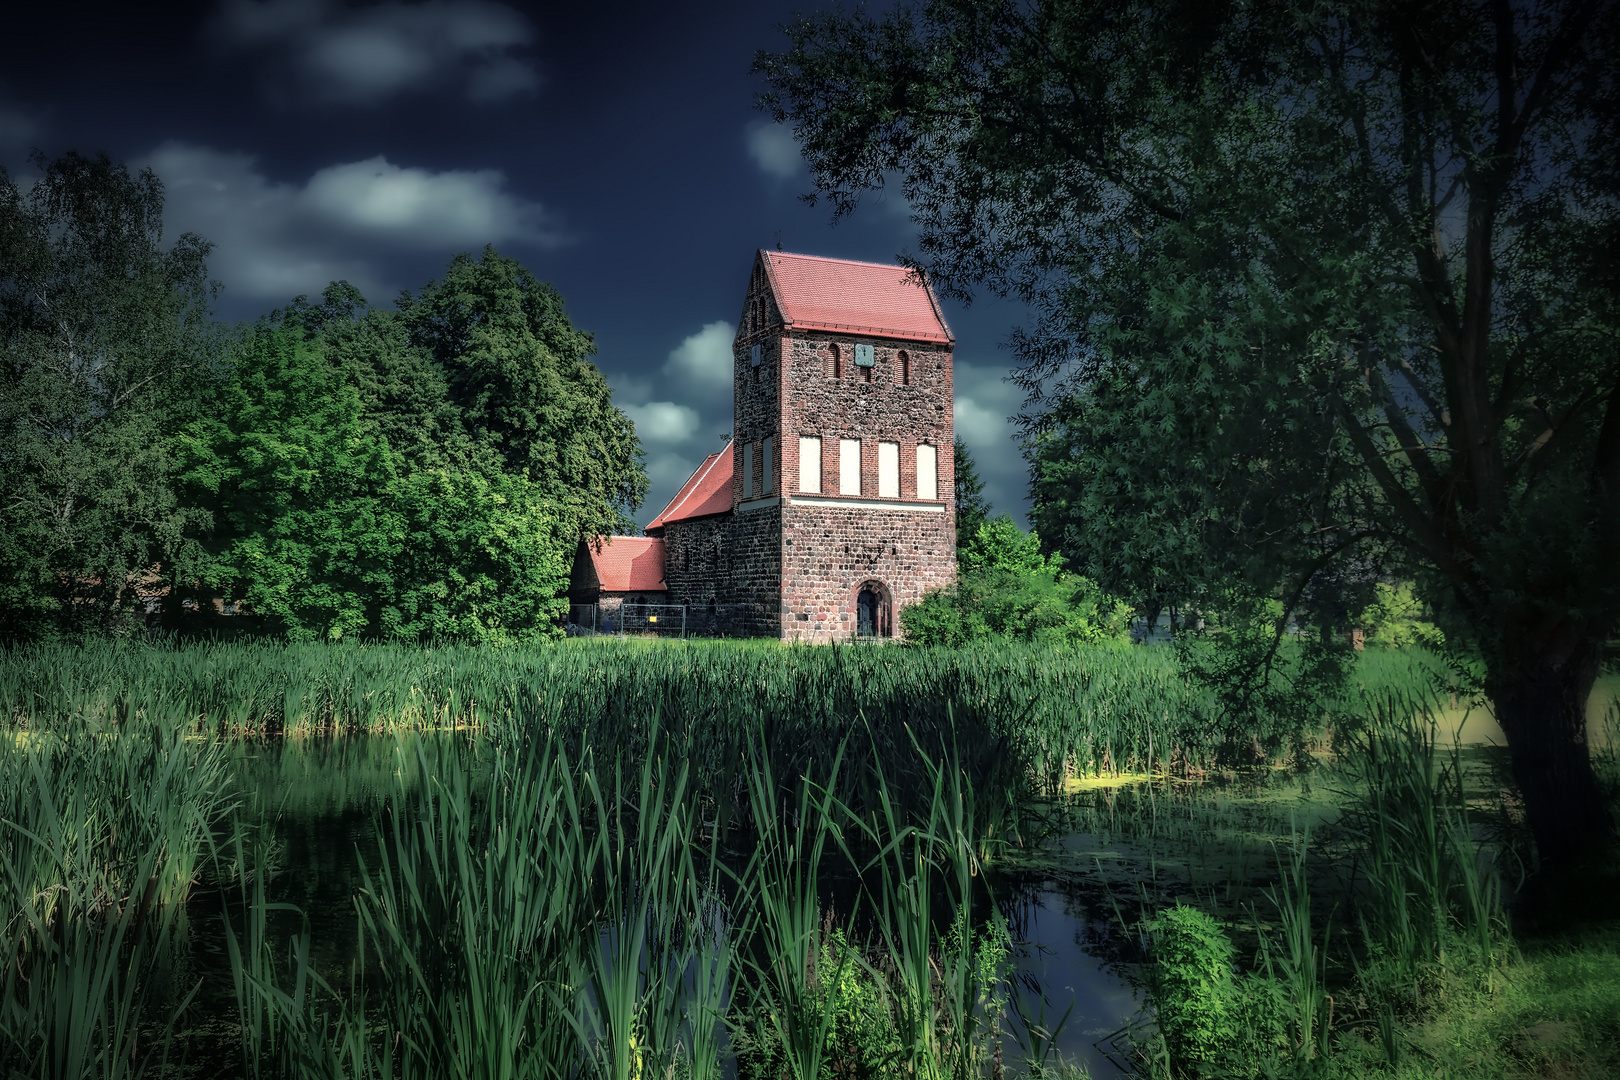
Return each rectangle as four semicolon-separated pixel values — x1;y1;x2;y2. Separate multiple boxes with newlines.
757;0;1619;869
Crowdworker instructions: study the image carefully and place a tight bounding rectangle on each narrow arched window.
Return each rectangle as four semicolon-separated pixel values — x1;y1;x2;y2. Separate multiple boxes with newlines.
898;350;910;385
826;344;841;378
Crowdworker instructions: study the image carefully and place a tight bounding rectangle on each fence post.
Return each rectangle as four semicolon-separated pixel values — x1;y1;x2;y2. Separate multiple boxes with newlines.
681;604;687;640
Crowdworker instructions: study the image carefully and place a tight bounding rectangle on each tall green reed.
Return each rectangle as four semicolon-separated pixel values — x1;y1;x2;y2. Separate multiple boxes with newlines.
1341;700;1503;1000
1;707;229;1079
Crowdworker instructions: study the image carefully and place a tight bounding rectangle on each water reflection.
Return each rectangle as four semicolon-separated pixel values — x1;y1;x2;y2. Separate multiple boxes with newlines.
210;733;1151;1077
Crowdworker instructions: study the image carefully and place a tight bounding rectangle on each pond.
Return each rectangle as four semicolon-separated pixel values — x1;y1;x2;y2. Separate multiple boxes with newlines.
193;733;1158;1076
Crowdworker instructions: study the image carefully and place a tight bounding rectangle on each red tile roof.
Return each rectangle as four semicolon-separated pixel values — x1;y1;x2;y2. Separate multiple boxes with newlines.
760;251;953;344
646;442;734;532
583;536;666;592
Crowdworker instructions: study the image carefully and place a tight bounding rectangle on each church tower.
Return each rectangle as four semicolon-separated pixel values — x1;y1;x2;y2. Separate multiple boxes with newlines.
648;250;957;641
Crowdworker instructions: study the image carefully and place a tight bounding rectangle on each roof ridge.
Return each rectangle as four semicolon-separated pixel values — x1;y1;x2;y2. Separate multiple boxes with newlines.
765;249;931;275
649;441;732;528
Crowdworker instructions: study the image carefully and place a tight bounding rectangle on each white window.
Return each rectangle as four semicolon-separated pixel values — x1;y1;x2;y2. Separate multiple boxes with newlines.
917;443;937;500
743;442;755;498
839;438;861;496
798;437;821;493
763;437;774;493
878;441;899;498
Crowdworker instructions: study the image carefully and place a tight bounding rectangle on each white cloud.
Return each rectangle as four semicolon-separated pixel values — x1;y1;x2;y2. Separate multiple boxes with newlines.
301;156;556;246
663;321;736;390
211;0;539;106
746;123;800;181
622;401;701;445
139;141;561;302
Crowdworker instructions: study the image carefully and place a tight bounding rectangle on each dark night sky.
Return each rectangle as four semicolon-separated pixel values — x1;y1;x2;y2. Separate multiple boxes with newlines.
1;0;1033;528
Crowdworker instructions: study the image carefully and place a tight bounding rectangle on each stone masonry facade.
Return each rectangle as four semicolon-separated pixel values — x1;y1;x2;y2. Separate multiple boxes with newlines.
655;251;957;642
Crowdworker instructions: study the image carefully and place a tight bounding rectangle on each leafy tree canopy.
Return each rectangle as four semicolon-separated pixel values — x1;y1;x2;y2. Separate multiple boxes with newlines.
903;515;1131;646
0;151;218;637
959;512;1046;576
398;248;646;539
758;0;1620;867
180;268;621;643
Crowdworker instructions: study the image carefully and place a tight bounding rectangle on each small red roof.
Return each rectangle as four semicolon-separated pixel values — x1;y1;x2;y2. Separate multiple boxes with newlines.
646;442;734;532
760;251;953;344
583;536;666;592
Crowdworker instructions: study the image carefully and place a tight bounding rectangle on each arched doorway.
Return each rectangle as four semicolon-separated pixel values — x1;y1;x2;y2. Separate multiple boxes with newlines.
855;580;892;639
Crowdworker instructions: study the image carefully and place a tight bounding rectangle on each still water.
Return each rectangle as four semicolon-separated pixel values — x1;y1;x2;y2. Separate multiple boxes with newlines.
216;733;1148;1077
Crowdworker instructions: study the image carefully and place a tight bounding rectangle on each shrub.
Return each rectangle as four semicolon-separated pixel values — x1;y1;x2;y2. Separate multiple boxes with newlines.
1149;905;1241;1072
1359;582;1446;649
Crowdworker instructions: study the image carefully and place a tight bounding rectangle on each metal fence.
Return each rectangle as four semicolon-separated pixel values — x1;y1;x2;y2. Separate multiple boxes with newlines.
566;602;756;639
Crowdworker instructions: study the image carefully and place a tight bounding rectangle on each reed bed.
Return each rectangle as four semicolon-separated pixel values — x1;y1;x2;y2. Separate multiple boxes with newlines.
0;637;1461;1078
0;636;1297;786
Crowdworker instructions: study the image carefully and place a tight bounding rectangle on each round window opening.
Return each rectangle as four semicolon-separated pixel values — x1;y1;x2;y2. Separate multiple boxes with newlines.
856;580;892;639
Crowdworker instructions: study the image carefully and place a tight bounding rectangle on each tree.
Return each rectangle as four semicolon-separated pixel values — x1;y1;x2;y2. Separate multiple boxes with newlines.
953;435;991;542
398;248;647;540
0;151;218;638
757;0;1620;867
179;280;586;643
958;512;1044;575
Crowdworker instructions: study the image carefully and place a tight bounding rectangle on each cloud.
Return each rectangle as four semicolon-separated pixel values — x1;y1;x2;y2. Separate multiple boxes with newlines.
139;141;561;303
953;359;1029;521
622;401;701;445
211;0;539;106
0;104;42;153
746;123;800;181
662;321;736;389
301;156;556;245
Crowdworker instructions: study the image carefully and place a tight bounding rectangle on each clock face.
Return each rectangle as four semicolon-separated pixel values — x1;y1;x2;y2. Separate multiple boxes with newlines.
854;343;875;367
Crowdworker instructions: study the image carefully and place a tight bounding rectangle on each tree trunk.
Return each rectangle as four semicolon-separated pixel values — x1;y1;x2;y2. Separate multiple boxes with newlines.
1491;632;1617;872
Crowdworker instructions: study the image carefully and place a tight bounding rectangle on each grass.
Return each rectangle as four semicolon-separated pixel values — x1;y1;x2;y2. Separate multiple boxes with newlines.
1;637;1613;1078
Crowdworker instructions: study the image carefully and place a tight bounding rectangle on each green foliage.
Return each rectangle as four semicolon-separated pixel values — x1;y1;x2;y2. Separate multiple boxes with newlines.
1342;709;1505;1001
5;172;641;645
735;924;903;1078
1;702;232;1077
1148;906;1240;1072
0;151;219;639
179;320;572;642
905;517;1133;648
1176;592;1356;758
959;513;1045;576
398;247;646;540
1360;583;1446;651
756;0;1620;866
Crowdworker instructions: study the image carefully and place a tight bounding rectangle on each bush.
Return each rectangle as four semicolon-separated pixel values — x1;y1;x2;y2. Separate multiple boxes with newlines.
1148;905;1286;1077
1359;582;1446;649
903;515;1132;646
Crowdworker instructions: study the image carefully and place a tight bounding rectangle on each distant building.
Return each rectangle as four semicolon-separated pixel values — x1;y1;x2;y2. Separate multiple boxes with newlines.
578;249;956;641
567;536;666;629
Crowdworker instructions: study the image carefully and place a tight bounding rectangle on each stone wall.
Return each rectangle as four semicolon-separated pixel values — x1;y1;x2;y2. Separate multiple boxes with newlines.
779;503;955;642
655;254;958;643
661;509;783;637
